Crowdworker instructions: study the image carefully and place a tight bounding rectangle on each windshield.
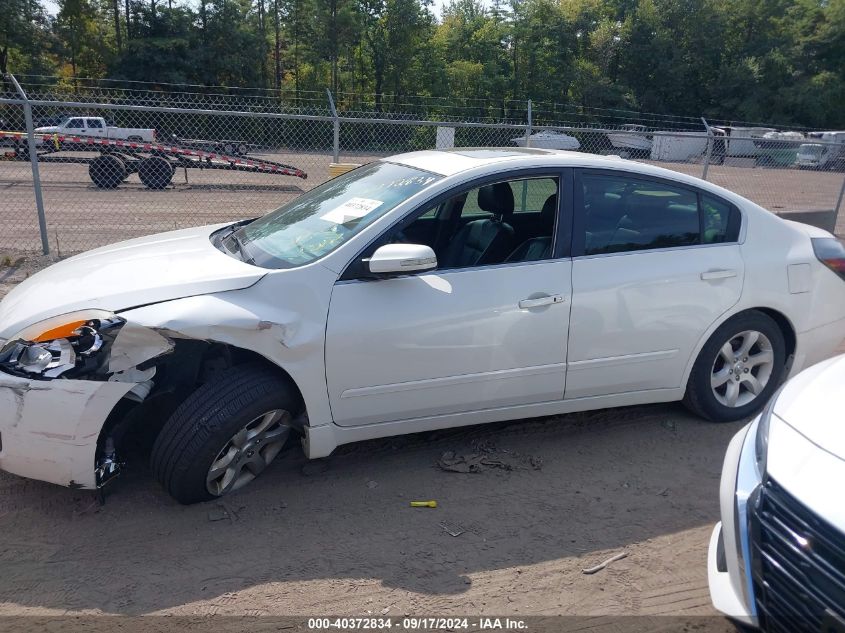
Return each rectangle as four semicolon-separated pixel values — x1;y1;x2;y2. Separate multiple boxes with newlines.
233;161;440;268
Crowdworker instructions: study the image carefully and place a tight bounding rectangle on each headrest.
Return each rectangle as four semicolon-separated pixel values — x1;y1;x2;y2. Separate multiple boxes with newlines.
478;182;515;218
540;194;557;223
625;194;666;225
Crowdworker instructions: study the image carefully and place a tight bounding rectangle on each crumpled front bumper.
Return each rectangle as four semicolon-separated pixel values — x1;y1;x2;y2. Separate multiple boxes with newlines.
0;372;135;489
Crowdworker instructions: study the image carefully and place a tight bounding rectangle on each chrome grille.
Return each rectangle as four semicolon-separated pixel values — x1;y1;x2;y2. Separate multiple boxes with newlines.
749;478;845;633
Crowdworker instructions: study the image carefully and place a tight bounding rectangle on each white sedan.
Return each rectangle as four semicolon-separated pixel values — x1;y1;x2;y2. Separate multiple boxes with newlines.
708;353;845;630
0;149;844;504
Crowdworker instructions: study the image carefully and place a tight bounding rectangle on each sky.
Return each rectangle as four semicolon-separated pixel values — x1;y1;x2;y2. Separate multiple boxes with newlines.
40;0;493;21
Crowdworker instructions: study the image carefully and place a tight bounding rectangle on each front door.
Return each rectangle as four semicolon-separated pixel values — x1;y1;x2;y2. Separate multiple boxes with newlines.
325;171;574;427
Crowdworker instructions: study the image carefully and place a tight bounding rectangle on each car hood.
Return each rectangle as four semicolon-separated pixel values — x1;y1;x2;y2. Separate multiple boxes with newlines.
774;354;845;460
33;126;58;134
0;224;266;339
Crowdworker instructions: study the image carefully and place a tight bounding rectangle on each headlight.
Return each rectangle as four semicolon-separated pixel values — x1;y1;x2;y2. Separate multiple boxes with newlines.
754;387;783;477
0;310;125;379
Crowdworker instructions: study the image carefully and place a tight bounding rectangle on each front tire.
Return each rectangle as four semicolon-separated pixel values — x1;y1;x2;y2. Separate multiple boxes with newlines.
151;364;300;504
683;311;786;422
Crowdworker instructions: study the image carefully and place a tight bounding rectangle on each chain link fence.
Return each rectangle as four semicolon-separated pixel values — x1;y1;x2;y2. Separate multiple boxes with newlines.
2;74;844;257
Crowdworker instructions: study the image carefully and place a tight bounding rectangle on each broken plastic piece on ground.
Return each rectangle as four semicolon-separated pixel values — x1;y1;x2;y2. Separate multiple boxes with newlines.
439;521;465;537
410;500;437;508
438;445;543;474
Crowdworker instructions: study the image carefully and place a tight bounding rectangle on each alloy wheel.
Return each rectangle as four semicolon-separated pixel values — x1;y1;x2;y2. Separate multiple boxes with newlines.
710;330;775;408
205;409;291;496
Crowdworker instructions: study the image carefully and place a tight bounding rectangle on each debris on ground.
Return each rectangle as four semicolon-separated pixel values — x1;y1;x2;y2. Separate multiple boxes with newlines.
438;440;543;473
581;551;628;575
366;480;378;489
439;521;465;537
410;500;437;508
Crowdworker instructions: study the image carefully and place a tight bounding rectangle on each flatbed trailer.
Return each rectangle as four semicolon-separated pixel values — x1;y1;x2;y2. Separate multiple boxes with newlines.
0;131;307;189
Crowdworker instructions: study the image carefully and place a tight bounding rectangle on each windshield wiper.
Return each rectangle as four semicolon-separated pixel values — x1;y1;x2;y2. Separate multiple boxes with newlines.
225;230;254;264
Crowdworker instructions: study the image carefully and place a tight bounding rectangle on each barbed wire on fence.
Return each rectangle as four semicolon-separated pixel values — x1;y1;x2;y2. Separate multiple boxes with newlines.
8;74;833;132
1;73;844;258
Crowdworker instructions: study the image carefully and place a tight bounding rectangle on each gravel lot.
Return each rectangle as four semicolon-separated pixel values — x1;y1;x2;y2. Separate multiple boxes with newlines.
0;150;843;256
0;151;843;630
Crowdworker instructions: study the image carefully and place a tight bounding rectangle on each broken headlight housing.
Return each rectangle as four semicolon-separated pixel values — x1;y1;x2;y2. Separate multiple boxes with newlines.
0;310;125;379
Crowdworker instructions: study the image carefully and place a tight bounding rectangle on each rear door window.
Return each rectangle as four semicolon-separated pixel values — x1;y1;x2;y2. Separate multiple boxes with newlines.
580;172;740;255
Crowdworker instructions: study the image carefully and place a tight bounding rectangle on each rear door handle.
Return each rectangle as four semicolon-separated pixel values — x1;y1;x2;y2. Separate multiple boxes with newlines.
519;295;566;309
700;269;737;281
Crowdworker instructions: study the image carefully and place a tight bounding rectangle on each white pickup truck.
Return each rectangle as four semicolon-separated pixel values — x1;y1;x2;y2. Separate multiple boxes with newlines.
34;116;156;143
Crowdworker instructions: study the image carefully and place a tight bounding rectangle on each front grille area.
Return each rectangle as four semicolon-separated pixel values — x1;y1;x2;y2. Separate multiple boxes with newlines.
749;478;845;632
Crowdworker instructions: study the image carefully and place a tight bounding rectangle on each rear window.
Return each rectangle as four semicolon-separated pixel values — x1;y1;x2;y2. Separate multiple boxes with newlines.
582;173;741;255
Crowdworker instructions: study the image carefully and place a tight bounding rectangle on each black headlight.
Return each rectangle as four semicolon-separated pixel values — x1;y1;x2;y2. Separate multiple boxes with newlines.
0;311;125;379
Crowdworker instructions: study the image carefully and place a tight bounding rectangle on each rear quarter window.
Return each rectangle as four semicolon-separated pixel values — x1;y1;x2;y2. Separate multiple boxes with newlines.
701;194;741;244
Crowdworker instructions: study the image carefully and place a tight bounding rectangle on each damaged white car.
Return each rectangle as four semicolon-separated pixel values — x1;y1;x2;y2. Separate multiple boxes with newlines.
1;149;844;504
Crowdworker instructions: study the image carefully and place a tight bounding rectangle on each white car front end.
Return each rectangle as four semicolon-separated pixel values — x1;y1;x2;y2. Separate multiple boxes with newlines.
708;354;845;630
0;224;268;488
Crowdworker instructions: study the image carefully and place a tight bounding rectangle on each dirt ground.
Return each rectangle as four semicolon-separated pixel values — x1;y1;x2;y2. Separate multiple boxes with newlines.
0;261;842;630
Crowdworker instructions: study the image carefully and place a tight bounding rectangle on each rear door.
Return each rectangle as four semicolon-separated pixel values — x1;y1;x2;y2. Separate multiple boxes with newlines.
565;169;744;399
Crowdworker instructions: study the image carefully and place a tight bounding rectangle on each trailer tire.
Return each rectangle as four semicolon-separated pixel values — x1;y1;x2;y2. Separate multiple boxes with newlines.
138;156;174;189
89;155;127;189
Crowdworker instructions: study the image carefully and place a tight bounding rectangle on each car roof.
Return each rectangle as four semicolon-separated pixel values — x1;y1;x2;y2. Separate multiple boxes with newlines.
385;147;632;176
383;147;758;210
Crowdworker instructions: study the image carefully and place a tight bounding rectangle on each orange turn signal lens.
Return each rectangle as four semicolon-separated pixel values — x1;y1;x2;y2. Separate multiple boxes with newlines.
32;320;89;343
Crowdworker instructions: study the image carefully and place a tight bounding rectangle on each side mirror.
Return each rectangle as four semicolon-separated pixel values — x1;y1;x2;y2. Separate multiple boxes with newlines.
368;243;437;275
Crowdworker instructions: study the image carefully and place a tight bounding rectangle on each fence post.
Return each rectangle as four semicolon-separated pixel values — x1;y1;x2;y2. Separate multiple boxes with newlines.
834;174;845;236
701;117;713;181
326;88;340;163
525;100;533;148
6;73;50;256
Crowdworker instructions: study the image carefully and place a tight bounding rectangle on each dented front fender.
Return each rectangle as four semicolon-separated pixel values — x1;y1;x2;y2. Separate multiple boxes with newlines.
117;269;336;429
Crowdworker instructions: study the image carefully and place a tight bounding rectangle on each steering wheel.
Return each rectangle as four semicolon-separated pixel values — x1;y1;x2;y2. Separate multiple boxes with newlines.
390;229;409;244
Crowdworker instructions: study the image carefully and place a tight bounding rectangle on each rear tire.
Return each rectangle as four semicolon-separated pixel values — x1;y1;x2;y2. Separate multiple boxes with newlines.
138;156;174;189
683;311;786;422
89;155;126;189
151;364;300;504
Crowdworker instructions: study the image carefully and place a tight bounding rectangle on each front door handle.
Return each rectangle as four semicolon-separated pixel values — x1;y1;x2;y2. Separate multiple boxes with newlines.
701;269;737;281
519;295;566;309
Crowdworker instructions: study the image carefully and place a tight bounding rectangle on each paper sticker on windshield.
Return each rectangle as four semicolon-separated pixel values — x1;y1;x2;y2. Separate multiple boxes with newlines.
321;197;383;224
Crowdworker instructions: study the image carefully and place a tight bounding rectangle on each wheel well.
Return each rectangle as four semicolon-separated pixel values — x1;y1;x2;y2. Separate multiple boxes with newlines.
751;307;797;362
97;339;305;465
